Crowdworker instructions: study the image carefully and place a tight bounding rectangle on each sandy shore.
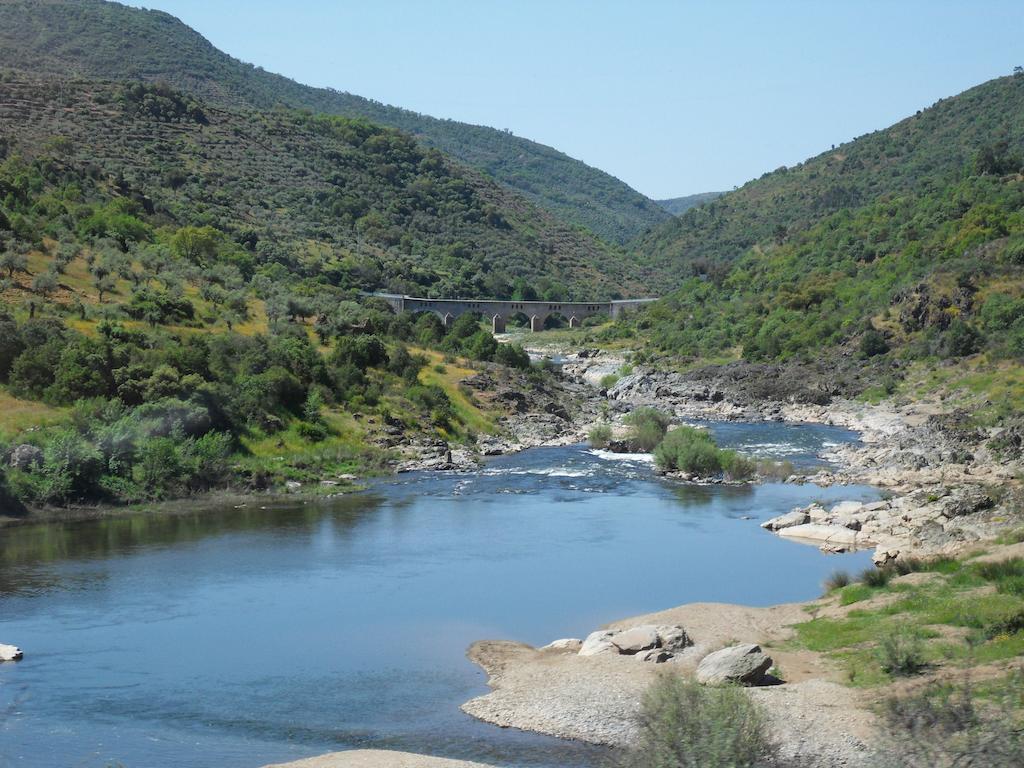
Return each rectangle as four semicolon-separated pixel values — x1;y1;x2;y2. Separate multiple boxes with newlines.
262;750;495;768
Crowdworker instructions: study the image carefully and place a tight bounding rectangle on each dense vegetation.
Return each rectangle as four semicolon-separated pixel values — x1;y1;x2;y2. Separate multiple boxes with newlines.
615;675;776;768
0;77;641;300
604;72;1024;422
653;191;723;216
0;0;670;244
0;93;556;507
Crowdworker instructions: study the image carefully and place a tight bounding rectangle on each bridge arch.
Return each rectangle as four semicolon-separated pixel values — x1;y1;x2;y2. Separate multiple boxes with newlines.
366;293;657;333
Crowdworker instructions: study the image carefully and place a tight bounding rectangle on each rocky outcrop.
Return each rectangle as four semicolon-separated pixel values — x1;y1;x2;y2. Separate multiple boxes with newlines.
0;643;23;662
578;624;690;660
8;444;43;471
763;485;1005;561
695;643;773;686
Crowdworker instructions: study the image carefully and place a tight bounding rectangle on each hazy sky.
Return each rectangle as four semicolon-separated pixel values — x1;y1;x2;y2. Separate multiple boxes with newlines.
124;1;1022;199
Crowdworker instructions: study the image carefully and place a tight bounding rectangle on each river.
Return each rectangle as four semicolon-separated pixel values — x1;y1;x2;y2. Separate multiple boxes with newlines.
0;421;880;768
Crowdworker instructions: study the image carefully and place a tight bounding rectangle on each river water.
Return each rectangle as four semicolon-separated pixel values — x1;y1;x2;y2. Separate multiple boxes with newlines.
0;422;880;768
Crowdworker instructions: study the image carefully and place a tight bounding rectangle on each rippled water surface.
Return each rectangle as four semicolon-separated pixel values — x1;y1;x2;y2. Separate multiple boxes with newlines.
0;422;879;768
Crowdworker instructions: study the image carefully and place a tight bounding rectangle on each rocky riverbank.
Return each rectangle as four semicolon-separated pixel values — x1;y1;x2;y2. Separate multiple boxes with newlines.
454;350;1023;766
559;353;1024;562
262;751;496;768
462;600;877;766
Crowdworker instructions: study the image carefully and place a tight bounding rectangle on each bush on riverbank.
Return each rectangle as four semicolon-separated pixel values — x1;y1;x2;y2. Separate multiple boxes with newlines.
614;675;777;768
624;407;670;451
588;423;613;448
653;425;756;480
881;676;1024;767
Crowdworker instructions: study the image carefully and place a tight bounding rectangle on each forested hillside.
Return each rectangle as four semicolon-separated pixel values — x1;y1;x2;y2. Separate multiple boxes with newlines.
0;73;643;509
636;74;1024;275
0;77;639;299
654;191;723;216
625;73;1024;421
0;0;670;244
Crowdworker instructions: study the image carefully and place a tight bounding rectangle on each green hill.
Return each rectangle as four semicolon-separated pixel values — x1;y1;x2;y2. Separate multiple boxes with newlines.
635;75;1024;277
0;0;670;244
0;76;640;299
0;73;620;508
626;73;1024;420
654;192;723;216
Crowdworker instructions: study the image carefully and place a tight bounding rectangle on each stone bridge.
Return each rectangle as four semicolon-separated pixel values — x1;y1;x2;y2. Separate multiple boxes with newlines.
369;293;657;333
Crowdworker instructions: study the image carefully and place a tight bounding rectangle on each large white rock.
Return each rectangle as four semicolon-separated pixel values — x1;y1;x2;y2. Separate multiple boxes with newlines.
829;500;865;517
578;630;618;656
540;638;582;652
0;644;23;662
655;625;691;651
761;509;809;531
777;523;860;546
696;643;772;686
610;625;660;654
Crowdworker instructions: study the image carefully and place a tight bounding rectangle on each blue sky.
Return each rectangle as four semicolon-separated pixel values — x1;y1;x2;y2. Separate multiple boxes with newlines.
124;1;1022;199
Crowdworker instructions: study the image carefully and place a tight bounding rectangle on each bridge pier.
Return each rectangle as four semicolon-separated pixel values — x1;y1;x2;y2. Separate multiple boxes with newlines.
443;312;455;328
530;315;545;332
568;316;581;329
491;314;506;334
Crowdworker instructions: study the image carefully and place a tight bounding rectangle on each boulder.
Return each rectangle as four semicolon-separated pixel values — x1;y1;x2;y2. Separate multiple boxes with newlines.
610;625;660;654
761;509;809;531
777;523;860;547
696;643;773;686
579;630;618;657
577;625;691;657
8;444;43;471
829;500;865;517
541;638;582;652
0;644;23;662
655;625;691;651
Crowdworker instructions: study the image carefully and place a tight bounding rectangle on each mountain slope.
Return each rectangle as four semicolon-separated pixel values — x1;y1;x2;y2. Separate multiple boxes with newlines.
635;74;1024;277
654;192;723;216
0;76;642;298
627;73;1024;403
0;0;670;244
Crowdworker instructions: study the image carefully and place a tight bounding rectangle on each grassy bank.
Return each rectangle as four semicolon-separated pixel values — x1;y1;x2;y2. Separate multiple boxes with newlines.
786;547;1024;705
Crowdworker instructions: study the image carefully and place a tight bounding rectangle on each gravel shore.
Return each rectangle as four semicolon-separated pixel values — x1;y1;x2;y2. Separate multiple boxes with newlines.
462;601;876;767
262;751;495;768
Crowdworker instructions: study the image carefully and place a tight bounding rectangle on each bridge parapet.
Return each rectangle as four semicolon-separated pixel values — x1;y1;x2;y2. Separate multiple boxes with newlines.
366;293;657;331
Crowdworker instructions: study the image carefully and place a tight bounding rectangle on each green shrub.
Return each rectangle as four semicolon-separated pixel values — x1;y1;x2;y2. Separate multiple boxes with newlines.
877;629;926;676
615;675;777;768
625;407;670;452
36;428;104;504
653;425;730;476
721;451;756;481
881;680;1024;767
136;436;182;499
493;342;531;370
824;570;851;592
860;567;892;588
860;328;890;358
600;373;619;389
588;424;613;448
296;421;328;442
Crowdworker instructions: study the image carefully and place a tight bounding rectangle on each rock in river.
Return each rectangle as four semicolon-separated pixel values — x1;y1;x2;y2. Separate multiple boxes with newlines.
760;508;809;531
696;643;773;686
